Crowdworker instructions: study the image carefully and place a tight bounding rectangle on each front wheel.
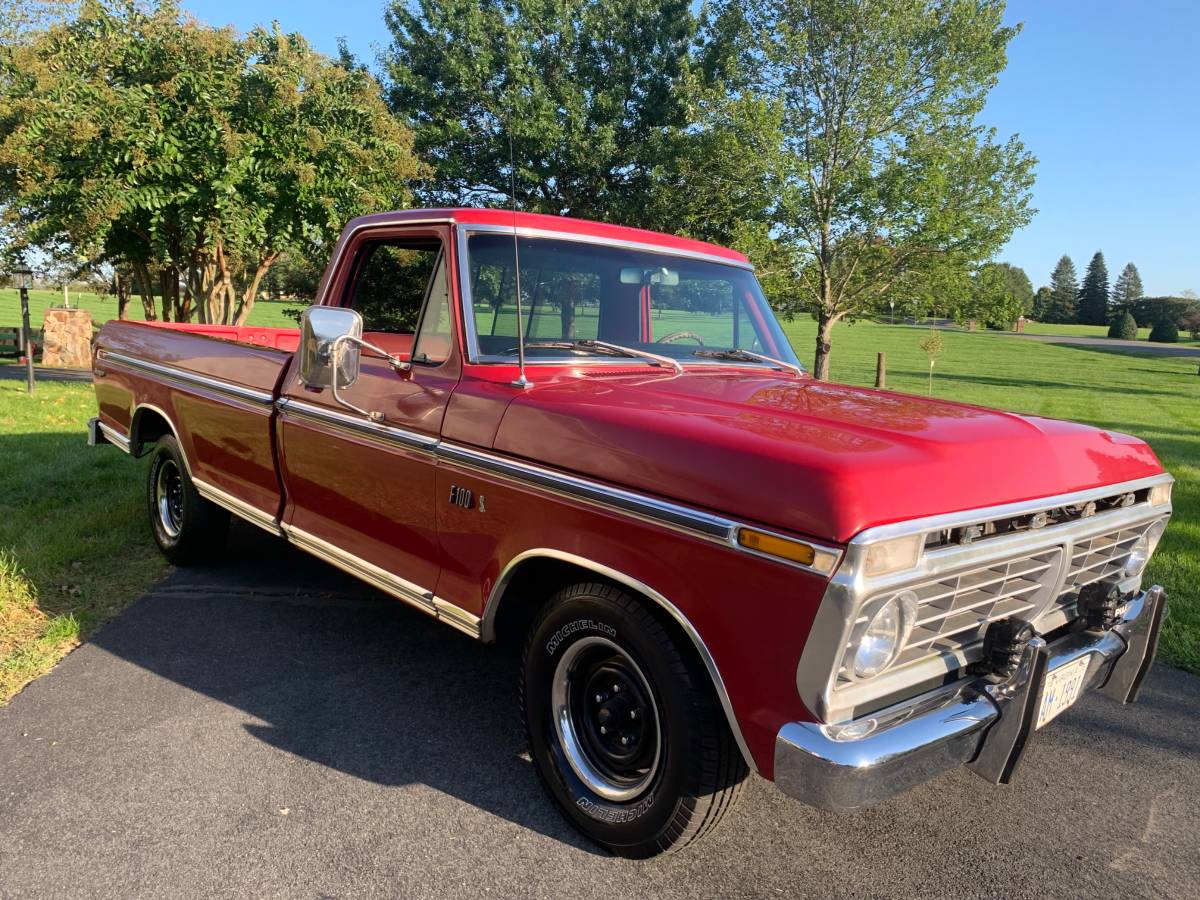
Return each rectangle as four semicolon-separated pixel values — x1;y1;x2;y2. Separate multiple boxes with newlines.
146;434;230;565
521;583;747;858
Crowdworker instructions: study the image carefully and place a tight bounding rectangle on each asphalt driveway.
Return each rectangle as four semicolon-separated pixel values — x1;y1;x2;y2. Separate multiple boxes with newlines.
1;524;1197;899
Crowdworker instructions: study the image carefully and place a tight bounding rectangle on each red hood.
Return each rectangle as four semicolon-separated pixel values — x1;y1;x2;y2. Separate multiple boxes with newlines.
492;371;1164;543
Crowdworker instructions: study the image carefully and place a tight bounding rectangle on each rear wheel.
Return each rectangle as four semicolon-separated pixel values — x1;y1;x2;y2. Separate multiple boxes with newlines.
146;435;229;565
521;582;747;858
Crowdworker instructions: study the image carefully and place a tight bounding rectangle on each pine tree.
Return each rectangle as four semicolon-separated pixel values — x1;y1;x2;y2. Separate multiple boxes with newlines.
1078;252;1109;325
1110;262;1145;316
1032;286;1053;320
1045;255;1079;323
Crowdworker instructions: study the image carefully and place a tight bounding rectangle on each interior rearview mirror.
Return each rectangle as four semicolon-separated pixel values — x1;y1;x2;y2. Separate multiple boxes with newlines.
620;266;680;287
299;306;363;390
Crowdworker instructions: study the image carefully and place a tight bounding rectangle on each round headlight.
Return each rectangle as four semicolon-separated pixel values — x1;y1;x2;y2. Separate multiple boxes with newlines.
852;590;918;679
1124;519;1167;578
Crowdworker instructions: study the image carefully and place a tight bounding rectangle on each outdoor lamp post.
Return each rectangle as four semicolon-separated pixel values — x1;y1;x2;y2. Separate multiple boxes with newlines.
14;264;35;393
889;299;895;325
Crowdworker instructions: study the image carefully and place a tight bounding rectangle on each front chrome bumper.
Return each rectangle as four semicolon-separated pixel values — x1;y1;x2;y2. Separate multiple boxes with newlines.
774;585;1167;810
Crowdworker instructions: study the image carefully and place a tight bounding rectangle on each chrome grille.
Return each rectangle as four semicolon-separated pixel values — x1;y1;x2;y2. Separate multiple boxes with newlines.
1064;526;1146;592
840;549;1061;680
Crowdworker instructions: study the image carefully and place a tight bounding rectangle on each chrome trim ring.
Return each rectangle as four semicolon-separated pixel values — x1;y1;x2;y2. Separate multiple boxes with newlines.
155;458;185;539
551;635;662;802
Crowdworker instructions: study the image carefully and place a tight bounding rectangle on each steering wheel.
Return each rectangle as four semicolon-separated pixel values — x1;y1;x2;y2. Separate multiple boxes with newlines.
656;330;706;346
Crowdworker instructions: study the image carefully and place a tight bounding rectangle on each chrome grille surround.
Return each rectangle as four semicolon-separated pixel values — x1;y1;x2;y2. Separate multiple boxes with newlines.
798;474;1173;724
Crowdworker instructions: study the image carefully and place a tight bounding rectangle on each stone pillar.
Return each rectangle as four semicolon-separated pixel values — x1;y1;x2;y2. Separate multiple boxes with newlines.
41;308;94;368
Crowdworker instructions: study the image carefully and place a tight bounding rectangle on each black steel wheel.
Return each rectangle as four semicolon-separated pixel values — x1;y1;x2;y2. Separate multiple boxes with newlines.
146;434;229;565
522;582;747;857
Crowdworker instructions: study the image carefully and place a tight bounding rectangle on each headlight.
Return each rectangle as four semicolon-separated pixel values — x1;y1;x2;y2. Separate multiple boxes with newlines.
852;590;919;678
1124;519;1167;577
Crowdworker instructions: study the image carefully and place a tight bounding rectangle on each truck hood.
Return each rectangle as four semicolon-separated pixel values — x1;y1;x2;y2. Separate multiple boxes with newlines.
492;371;1164;543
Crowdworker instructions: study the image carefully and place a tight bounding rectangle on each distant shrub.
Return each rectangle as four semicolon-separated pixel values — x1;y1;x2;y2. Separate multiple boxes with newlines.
1180;309;1200;340
1108;311;1138;340
1149;318;1179;343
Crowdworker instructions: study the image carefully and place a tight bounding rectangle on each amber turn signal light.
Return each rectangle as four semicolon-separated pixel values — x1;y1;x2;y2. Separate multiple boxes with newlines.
737;528;817;566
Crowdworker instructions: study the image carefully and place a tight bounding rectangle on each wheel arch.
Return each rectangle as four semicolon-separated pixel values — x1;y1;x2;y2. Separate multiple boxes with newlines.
130;404;192;475
482;548;757;772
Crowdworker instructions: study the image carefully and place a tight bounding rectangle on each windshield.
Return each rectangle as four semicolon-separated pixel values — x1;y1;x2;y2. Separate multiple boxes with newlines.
464;233;802;368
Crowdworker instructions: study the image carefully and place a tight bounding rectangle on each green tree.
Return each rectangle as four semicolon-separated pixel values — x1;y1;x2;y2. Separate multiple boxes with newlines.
383;0;701;227
1149;318;1179;343
1110;262;1144;315
982;261;1033;316
0;1;420;323
1108;310;1137;340
1044;255;1079;323
1032;285;1052;320
725;0;1036;378
1078;251;1109;325
0;0;75;45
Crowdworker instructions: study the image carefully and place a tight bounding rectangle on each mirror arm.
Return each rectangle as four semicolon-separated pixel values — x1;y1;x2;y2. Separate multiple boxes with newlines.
329;334;409;423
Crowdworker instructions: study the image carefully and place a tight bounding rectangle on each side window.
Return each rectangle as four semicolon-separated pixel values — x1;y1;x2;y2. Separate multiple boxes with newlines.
412;254;452;365
348;239;441;334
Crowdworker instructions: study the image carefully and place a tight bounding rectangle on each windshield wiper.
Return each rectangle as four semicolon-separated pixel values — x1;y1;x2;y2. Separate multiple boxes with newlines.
501;339;683;374
691;348;805;376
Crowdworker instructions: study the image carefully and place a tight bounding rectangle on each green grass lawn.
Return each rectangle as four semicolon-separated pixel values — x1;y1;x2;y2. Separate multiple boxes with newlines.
0;380;165;702
0;317;1195;705
1020;321;1198;344
0;287;308;331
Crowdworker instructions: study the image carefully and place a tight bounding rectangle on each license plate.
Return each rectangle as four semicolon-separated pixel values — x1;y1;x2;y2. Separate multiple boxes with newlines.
1036;655;1092;729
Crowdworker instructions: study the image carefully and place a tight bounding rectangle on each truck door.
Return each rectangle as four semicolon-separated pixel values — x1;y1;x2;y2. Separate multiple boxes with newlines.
277;224;460;605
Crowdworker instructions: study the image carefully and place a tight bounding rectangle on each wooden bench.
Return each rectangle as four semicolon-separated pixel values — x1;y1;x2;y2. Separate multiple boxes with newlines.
0;326;42;359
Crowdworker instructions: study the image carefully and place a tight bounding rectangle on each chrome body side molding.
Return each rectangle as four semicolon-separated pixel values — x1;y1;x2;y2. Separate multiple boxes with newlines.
89;416;132;453
100;350;275;407
480;548;756;772
193;478;282;537
276;397;438;453
280;523;481;638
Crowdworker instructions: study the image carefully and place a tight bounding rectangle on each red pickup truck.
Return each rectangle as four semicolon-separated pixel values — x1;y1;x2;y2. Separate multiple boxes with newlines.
89;208;1172;857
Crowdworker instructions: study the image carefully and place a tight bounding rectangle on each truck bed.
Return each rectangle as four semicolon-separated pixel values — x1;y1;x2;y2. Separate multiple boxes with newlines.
93;320;297;528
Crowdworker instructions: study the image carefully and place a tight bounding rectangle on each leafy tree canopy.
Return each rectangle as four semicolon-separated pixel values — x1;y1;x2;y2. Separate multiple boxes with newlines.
716;0;1036;377
0;0;421;322
1110;261;1144;314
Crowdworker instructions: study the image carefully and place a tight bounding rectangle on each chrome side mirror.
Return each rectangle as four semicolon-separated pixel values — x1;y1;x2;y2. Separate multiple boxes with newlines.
298;306;410;422
299;306;363;390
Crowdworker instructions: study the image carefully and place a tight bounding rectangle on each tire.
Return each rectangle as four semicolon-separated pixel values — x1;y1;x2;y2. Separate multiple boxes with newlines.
146;434;229;565
521;582;747;858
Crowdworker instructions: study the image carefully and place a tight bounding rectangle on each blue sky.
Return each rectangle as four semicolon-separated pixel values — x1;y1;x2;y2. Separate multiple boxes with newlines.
184;0;1199;296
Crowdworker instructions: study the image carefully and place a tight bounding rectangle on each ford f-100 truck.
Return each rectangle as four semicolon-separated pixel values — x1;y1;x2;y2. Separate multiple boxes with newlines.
89;208;1172;858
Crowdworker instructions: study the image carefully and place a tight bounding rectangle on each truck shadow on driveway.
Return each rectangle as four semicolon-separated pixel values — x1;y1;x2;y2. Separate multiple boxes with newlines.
87;521;603;854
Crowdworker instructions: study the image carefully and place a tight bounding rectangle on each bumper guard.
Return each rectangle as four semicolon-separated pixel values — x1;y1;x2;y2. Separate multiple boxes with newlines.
774;585;1166;810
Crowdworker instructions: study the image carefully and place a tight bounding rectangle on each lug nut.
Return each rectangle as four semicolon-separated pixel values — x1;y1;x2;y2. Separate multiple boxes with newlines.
612;683;621;692
629;710;637;720
600;726;607;735
620;736;629;746
595;694;603;703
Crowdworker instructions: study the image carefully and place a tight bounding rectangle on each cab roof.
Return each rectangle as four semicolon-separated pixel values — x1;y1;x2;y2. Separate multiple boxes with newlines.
342;207;751;266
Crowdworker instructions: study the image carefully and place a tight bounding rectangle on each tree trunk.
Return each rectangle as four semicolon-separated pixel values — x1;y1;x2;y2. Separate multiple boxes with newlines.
813;310;836;380
234;252;278;326
132;262;157;321
115;272;130;321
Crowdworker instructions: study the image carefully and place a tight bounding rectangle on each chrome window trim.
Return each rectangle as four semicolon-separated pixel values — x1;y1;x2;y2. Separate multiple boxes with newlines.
455;223;754;366
314;216;457;307
798;473;1175;725
100;350;275;407
479;547;756;772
